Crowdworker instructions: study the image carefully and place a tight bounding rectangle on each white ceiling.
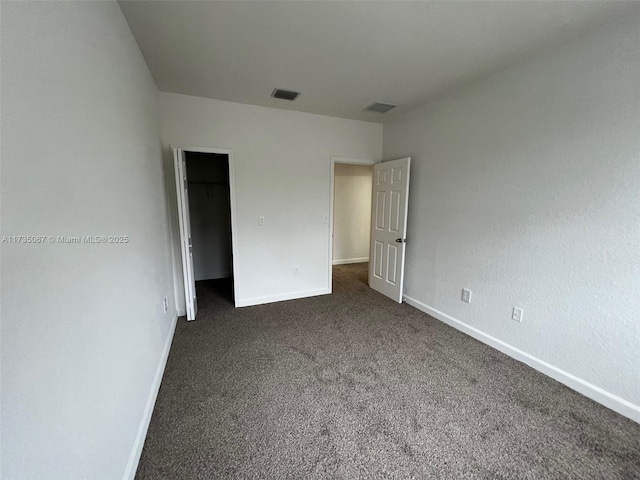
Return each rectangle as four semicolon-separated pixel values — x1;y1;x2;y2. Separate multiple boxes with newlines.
119;1;640;123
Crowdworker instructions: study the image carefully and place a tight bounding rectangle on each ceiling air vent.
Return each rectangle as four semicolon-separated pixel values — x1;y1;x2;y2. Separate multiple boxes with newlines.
272;88;301;101
363;102;396;114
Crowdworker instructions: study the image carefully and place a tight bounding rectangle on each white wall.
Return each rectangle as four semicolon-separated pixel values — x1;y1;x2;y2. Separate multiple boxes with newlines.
333;164;372;264
1;2;176;478
160;93;382;309
383;14;640;421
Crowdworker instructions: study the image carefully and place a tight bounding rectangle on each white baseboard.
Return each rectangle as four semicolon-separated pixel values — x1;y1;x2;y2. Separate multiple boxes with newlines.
403;295;640;424
332;257;369;265
237;288;330;307
194;271;232;282
123;314;178;480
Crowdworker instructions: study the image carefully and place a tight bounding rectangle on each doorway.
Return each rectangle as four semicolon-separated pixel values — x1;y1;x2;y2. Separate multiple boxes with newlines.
328;156;376;291
174;146;238;320
328;156;411;303
333;164;373;265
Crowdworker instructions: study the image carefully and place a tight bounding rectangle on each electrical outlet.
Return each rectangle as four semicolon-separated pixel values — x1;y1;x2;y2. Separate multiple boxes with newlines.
323;215;329;224
293;266;299;276
512;307;523;322
461;288;472;303
163;296;168;313
258;216;265;226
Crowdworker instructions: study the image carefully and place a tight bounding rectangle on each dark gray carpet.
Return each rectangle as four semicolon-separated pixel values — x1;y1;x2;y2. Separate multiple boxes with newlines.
136;263;640;479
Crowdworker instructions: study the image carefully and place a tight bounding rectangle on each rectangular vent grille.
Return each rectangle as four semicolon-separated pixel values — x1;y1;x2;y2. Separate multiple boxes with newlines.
363;102;396;114
272;89;301;101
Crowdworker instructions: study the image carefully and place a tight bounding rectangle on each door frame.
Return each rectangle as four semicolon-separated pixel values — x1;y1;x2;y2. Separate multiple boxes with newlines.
172;145;240;313
328;156;378;292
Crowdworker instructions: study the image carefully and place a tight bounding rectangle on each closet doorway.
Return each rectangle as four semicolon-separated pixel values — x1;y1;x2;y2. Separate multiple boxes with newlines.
173;146;238;320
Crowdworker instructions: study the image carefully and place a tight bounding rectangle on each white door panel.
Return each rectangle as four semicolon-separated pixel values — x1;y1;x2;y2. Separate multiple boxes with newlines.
174;148;198;321
369;157;410;303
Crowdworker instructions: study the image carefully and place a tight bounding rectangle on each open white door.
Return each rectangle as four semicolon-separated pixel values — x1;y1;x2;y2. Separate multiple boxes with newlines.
369;157;411;303
173;148;198;320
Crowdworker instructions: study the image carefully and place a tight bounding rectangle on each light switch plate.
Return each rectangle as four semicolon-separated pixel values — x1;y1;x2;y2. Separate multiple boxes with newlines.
461;289;472;303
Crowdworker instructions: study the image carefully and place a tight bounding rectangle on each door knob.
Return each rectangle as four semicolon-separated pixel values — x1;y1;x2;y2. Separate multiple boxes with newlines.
395;238;406;243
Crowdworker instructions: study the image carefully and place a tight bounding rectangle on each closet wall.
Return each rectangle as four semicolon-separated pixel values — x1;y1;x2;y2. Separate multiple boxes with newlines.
185;152;233;281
